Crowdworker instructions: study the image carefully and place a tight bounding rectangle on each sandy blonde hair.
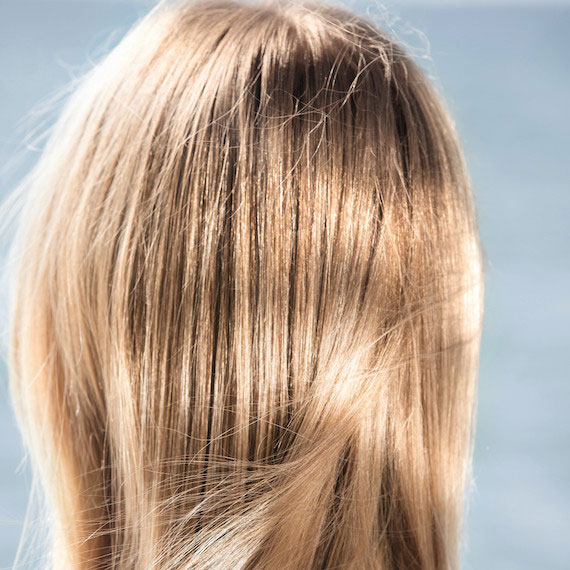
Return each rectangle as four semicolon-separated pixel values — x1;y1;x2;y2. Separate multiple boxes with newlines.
7;0;484;568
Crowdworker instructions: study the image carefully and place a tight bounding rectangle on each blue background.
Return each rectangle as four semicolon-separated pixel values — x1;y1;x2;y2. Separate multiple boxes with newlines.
1;1;569;568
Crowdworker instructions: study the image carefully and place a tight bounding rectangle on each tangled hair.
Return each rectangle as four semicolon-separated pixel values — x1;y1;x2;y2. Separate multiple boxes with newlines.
7;0;484;568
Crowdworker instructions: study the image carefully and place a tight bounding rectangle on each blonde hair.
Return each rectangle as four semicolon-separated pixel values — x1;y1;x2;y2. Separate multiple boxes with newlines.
7;0;484;568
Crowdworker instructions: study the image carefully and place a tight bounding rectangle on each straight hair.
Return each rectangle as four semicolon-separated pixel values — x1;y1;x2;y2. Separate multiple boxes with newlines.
7;1;484;568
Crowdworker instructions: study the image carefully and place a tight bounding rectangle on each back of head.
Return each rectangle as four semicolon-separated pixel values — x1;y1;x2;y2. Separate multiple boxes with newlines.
8;1;484;568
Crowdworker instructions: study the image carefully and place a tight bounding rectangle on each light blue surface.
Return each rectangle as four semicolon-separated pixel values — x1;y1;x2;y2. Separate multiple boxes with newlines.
1;1;569;568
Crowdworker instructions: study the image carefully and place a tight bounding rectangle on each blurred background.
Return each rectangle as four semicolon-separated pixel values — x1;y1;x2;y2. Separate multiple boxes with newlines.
1;0;568;568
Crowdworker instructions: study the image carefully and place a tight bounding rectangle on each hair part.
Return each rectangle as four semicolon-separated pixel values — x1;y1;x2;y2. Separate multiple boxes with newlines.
8;1;484;568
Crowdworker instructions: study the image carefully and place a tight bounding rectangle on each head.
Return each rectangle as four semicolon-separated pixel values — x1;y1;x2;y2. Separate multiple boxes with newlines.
8;0;484;568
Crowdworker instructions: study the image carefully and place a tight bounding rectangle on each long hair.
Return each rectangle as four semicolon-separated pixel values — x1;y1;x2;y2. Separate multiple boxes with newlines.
7;1;484;568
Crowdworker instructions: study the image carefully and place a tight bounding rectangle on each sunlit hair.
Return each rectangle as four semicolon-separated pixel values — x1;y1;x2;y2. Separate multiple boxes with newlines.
7;0;484;568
